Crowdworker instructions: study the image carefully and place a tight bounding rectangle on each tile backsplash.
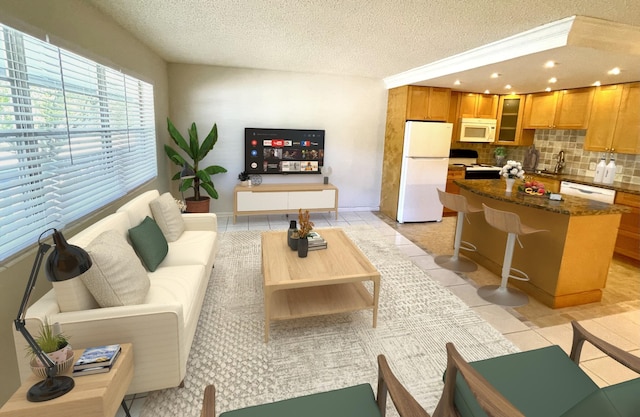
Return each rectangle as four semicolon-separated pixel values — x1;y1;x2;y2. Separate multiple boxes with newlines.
453;130;640;185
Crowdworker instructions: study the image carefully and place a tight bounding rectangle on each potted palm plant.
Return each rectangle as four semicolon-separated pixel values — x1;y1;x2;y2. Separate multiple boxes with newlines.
165;118;228;213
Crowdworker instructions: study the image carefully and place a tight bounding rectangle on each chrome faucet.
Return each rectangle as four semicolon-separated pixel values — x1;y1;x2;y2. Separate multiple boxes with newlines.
553;150;565;174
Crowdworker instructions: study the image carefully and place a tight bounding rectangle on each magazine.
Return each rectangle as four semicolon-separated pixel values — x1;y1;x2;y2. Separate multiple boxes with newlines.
73;344;121;370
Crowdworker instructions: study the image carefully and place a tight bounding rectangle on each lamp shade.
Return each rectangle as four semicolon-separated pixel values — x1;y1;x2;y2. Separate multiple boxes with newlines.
45;230;92;282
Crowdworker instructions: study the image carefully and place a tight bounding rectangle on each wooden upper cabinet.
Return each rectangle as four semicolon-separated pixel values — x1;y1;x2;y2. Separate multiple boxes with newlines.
458;93;498;118
523;88;594;129
494;95;534;146
406;86;451;121
612;82;640;154
523;92;557;128
585;82;640;155
554;88;594;129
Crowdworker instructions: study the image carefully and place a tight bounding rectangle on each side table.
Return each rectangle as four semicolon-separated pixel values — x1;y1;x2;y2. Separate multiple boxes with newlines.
0;343;134;417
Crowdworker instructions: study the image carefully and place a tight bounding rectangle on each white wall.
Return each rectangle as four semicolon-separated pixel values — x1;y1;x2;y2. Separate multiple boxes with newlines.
167;64;388;213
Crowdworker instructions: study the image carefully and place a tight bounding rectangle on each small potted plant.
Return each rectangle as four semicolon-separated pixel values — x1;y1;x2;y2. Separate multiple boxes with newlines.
26;322;74;376
238;171;251;187
494;146;507;166
297;209;314;258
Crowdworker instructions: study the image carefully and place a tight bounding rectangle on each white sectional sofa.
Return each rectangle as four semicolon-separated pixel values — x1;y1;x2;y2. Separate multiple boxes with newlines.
13;190;218;394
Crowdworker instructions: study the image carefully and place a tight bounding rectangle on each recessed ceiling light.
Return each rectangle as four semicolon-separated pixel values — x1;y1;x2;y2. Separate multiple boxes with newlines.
593;81;601;86
544;60;556;68
484;89;491;94
608;67;621;75
490;73;500;79
548;77;557;83
545;87;552;92
454;80;461;85
505;84;512;90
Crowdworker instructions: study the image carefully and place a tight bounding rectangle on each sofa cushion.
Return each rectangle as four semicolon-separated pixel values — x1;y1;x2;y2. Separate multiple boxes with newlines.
52;278;99;312
80;230;150;307
454;345;599;417
601;378;640;417
219;383;381;417
128;216;169;272
145;264;206;327
116;189;160;229
150;192;185;242
162;230;216;267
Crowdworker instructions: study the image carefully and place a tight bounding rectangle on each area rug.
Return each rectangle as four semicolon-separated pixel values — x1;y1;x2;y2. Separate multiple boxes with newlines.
140;225;518;417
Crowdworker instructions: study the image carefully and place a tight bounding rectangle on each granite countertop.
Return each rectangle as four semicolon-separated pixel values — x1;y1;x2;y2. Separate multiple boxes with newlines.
527;172;640;196
455;179;632;216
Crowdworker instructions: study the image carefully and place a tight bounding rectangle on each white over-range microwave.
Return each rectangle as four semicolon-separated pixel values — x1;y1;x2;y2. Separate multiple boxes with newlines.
459;118;497;142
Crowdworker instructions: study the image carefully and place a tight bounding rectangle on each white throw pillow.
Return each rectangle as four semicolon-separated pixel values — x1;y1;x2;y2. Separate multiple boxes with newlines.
149;192;185;242
80;230;150;307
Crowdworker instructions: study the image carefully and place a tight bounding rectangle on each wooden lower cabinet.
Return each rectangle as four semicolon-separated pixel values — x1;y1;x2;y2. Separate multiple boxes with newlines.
443;167;465;216
614;191;640;261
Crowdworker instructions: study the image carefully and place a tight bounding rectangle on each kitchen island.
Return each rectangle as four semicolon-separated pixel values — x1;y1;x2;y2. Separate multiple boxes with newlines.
454;179;630;308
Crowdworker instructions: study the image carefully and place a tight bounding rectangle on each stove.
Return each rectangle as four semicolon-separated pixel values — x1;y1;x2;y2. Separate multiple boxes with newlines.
449;151;502;179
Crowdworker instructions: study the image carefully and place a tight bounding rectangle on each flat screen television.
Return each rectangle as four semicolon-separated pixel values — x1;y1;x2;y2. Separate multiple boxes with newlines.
244;128;325;175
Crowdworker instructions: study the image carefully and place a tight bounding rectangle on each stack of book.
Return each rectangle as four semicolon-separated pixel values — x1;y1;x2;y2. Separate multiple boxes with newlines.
307;231;327;251
72;344;121;376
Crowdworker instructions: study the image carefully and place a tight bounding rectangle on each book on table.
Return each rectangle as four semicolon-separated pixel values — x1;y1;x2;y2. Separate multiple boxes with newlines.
72;365;111;376
307;231;327;250
73;344;121;371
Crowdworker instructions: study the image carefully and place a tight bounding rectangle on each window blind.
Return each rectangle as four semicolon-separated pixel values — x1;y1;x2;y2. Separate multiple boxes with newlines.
0;24;157;261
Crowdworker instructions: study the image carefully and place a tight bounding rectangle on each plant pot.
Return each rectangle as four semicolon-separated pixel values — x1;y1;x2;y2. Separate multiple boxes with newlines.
240;180;251;187
30;345;74;377
297;237;309;258
185;197;210;213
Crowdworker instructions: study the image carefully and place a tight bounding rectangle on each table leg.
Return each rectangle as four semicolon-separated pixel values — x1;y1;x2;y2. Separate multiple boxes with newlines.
264;288;271;342
372;276;380;328
121;399;132;417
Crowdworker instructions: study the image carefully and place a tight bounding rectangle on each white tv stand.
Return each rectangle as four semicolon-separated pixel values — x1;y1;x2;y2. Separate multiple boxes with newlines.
233;183;339;224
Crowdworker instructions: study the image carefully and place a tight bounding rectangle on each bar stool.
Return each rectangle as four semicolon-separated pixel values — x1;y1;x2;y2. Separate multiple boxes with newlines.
478;203;547;307
435;189;483;272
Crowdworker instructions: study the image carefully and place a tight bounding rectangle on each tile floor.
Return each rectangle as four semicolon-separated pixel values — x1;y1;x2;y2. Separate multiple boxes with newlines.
118;210;639;416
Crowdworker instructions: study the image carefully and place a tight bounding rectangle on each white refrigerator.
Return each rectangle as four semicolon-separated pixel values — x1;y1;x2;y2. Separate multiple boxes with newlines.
397;121;453;223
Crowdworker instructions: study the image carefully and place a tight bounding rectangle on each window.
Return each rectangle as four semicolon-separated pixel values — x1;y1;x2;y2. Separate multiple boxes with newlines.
0;24;157;261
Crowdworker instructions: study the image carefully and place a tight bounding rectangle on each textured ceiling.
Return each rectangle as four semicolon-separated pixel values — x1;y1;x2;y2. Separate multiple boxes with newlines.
87;0;640;93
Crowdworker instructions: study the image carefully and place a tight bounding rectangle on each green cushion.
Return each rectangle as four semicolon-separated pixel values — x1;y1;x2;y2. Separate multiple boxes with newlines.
601;378;640;417
219;384;381;417
128;216;168;271
559;389;622;417
453;346;599;417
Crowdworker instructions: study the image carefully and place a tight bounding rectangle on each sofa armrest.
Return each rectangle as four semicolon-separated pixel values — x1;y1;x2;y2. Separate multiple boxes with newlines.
14;290;187;393
570;320;640;374
182;213;218;232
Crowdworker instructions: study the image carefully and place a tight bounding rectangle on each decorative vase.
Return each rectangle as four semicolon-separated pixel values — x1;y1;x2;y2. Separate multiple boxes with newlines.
185;197;210;213
287;220;297;250
505;177;516;192
297;237;309;258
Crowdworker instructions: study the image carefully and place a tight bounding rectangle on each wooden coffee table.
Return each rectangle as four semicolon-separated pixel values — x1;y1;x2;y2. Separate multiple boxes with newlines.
261;228;380;342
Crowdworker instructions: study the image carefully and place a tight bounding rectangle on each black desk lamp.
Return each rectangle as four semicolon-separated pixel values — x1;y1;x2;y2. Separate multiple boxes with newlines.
14;228;92;402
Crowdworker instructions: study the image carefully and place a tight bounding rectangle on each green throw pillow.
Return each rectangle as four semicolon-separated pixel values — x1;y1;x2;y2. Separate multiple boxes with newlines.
128;216;168;271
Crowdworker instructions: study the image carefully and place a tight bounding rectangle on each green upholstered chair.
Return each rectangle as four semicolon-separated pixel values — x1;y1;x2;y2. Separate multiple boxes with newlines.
432;320;640;417
200;354;430;417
